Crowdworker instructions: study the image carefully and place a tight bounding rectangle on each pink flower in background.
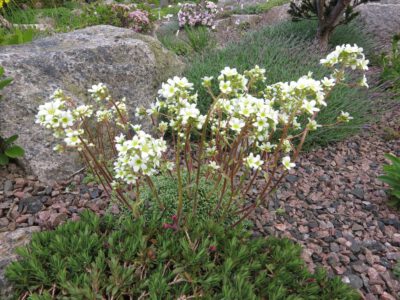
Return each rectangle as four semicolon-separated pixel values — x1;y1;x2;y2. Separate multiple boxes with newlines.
128;9;151;32
178;1;218;28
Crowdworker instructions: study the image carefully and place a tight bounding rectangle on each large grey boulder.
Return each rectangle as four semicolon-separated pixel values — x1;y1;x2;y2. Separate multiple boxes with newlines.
356;3;400;50
0;25;184;182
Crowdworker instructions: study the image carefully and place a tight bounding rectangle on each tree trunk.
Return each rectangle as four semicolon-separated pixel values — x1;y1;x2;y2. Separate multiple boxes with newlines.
315;25;332;52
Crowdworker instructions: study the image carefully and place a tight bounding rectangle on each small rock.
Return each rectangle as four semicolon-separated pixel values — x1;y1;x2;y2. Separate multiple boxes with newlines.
51;190;60;197
350;241;361;254
275;223;286;231
37;210;51;222
386;252;400;261
381;292;396;300
351;188;364;199
14;178;26;189
49;213;67;227
368;267;384;285
370;285;384;295
18;196;43;214
3;180;13;192
0;218;9;228
381;271;400;293
330;242;340;252
286;175;298;183
352;223;364;231
352;261;368;273
327;253;339;267
346;274;364;289
16;215;30;223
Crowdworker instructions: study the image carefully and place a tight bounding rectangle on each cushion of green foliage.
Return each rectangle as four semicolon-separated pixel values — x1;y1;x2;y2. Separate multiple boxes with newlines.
6;211;360;299
140;173;238;224
184;20;375;149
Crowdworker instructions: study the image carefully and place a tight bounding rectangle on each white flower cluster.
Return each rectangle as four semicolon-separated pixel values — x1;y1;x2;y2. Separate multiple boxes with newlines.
37;44;369;193
320;44;369;87
320;44;369;71
36;84;128;150
36;89;91;149
217;67;248;96
137;76;206;131
113;131;167;185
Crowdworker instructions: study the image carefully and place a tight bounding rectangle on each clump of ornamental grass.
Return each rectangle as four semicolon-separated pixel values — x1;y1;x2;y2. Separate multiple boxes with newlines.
5;210;361;299
36;44;369;227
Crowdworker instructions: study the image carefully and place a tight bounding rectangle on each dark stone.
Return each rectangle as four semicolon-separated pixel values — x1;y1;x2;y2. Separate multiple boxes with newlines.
286;175;299;183
347;274;364;289
311;253;322;262
79;185;89;195
350;241;362;254
18;196;43;214
352;223;364;231
362;240;385;253
330;243;340;252
296;192;305;200
351;188;364;199
38;186;52;196
89;188;100;199
68;207;78;214
380;257;391;268
378;221;385;231
308;220;318;229
382;219;400;230
349;254;358;262
318;175;330;182
323;236;335;243
3;180;13;192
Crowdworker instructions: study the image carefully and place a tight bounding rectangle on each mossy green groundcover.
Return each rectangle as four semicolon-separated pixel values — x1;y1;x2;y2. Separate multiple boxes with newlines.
6;210;360;299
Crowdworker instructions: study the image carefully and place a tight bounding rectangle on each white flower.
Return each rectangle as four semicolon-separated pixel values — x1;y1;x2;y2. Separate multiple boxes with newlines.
230;117;245;132
74;105;93;118
307;119;322;131
129;155;148;172
115;134;125;144
321;77;335;88
208;161;220;170
221;67;238;77
337;111;353;123
158;121;168;132
59;110;74;128
202;76;213;87
282;156;295;170
64;129;83;147
244;153;264;170
179;103;200;125
302;100;320;115
282;140;292;153
159;82;177;99
359;74;368;88
219;80;232;94
306;119;321;131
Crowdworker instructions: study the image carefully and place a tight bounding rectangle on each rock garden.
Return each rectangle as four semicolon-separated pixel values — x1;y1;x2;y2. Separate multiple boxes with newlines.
1;0;400;299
